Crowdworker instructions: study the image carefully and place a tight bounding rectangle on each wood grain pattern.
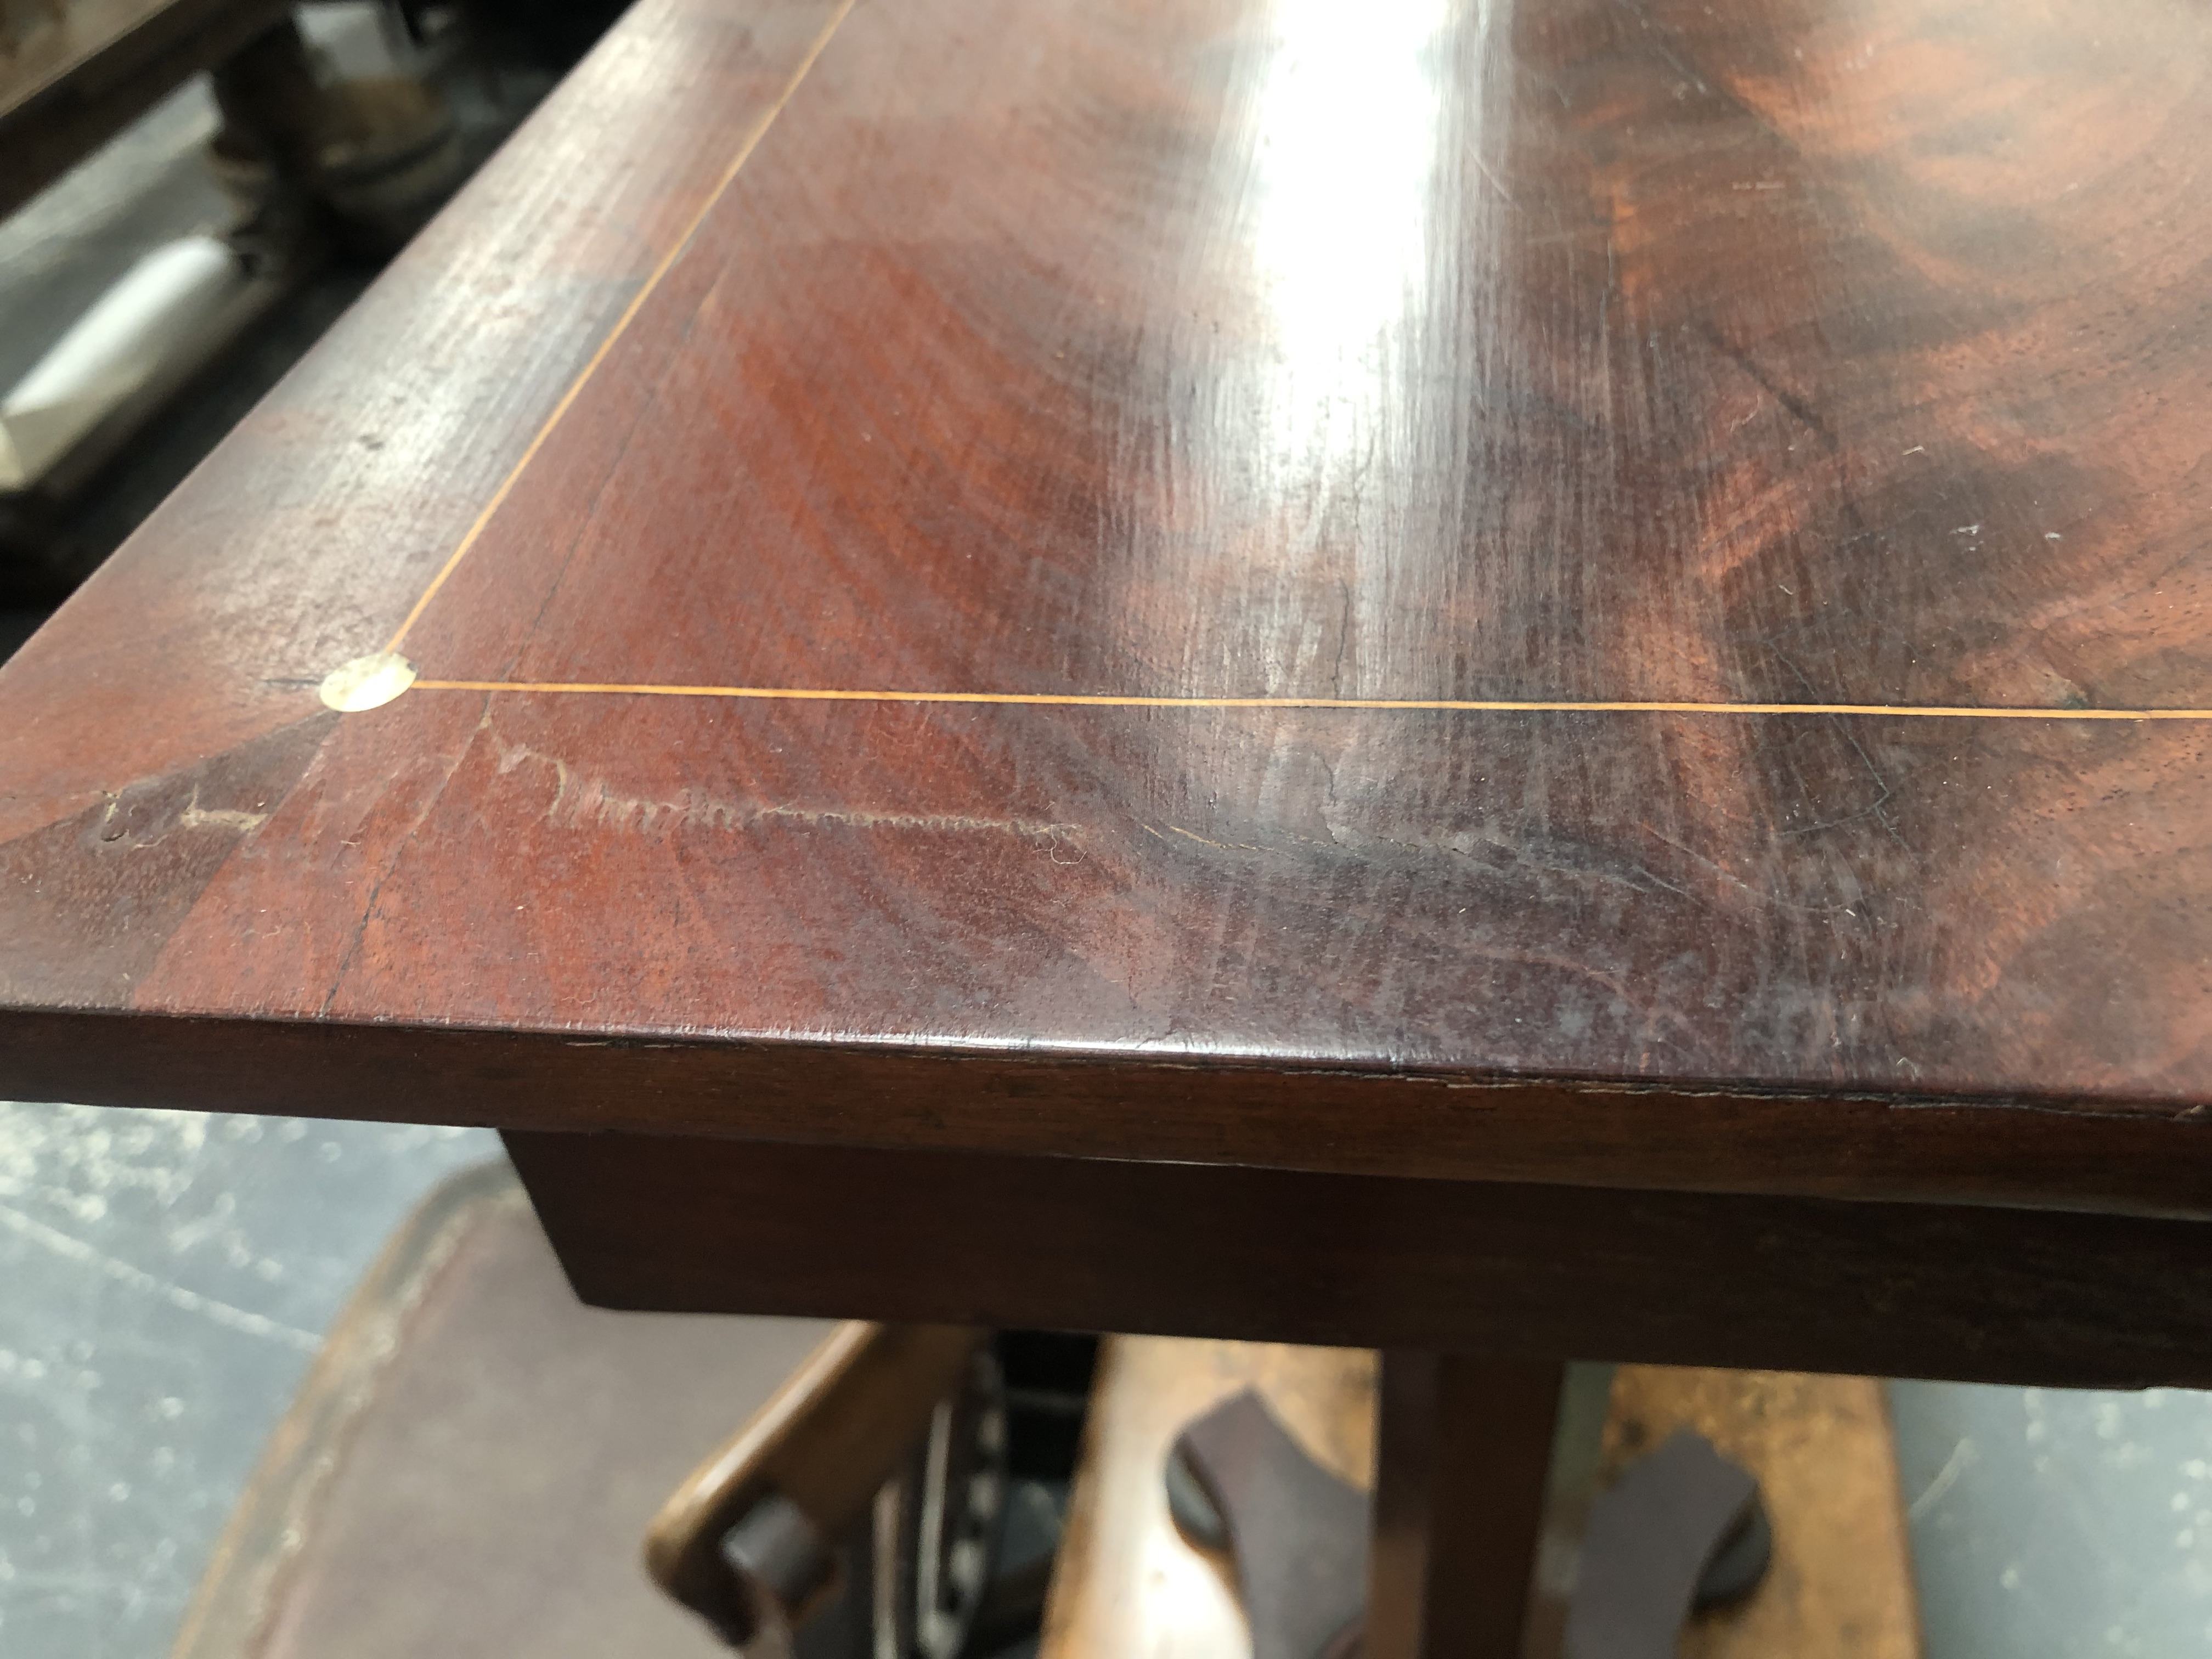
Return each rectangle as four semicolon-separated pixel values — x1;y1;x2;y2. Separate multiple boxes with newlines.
3;0;2212;1222
644;1320;984;1638
1368;1351;1561;1659
503;1131;2212;1389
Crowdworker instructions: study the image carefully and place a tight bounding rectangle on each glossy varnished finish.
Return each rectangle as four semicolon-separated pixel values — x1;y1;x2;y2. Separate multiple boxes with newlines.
2;0;2211;1216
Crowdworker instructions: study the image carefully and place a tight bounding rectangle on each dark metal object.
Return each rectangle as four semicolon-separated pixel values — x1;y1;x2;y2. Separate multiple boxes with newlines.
864;1345;1010;1659
1561;1430;1765;1659
1692;1496;1773;1611
1163;1440;1227;1549
1168;1390;1371;1659
710;1344;1010;1659
1166;1393;1770;1659
719;1493;838;1659
962;1477;1068;1656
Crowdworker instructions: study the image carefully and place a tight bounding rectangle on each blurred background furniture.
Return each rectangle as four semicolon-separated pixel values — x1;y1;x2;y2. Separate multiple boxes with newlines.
2;0;294;221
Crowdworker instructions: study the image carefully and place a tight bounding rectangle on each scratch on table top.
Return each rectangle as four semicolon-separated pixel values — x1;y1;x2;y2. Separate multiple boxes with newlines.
176;788;270;835
495;742;1081;847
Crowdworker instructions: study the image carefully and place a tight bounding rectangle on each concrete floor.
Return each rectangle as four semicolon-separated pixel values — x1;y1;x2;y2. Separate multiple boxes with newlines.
0;1105;497;1655
1891;1381;2212;1658
4;10;2212;1658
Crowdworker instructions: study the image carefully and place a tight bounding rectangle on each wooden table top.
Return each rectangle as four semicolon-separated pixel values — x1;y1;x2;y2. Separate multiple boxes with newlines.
2;0;2208;1220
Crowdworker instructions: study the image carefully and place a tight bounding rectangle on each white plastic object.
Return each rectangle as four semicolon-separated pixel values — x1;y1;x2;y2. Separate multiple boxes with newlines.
0;235;247;492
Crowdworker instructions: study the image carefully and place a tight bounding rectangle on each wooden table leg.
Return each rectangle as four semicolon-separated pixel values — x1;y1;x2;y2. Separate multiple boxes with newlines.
1365;1351;1565;1659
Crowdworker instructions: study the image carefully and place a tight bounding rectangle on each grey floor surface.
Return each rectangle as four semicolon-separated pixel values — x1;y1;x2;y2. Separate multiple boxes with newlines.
0;1105;498;1655
5;8;2212;1658
1891;1381;2212;1658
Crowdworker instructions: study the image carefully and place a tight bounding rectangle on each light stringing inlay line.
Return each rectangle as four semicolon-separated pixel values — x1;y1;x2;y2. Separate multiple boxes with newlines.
381;0;862;655
407;681;2212;719
364;0;2208;730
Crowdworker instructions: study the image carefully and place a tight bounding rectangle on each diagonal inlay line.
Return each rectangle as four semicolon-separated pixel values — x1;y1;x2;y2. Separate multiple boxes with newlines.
407;681;2212;719
382;0;864;654
372;0;2209;732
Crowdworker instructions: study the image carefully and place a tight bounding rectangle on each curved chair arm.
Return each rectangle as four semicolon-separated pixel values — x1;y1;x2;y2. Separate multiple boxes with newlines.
646;1322;987;1650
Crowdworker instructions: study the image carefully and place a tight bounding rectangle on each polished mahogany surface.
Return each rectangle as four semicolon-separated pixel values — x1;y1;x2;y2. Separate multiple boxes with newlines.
2;0;2209;1214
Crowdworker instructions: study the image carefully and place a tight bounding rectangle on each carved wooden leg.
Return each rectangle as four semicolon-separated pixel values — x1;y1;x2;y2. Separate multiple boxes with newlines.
1364;1351;1565;1659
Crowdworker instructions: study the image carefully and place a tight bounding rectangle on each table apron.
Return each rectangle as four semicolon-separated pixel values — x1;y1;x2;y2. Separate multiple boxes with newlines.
504;1130;2212;1390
